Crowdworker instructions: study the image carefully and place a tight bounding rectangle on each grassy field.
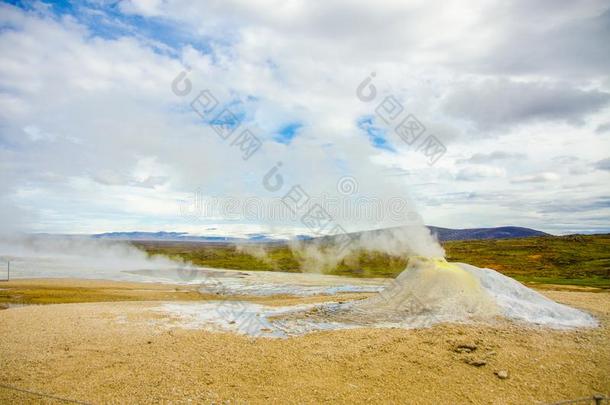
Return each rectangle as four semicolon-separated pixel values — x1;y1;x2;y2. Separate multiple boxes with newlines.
134;234;610;288
445;234;610;288
0;279;207;307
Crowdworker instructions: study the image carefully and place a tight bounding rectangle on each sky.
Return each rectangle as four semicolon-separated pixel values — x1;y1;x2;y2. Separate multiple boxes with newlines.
0;0;609;237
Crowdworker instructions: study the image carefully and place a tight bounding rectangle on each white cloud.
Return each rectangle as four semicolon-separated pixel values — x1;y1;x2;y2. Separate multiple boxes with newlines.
511;172;561;184
0;0;609;235
456;166;506;181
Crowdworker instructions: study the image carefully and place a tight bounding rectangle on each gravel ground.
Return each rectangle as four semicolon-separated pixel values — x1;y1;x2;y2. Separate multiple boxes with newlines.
0;284;608;404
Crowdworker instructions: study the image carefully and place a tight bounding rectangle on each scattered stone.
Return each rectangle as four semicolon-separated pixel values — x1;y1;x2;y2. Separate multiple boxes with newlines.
464;357;487;367
454;343;477;353
495;370;509;379
228;320;236;324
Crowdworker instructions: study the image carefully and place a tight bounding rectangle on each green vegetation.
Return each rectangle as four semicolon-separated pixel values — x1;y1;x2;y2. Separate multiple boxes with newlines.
134;241;408;278
135;234;610;288
134;241;302;271
444;234;610;288
0;281;207;306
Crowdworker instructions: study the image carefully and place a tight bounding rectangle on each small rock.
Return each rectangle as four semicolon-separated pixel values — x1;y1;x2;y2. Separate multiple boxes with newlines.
454;343;477;353
464;358;487;367
228;320;236;324
495;370;509;379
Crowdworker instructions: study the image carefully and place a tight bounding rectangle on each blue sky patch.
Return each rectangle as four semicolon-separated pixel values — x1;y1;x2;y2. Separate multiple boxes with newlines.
357;115;395;152
2;0;222;58
274;122;303;144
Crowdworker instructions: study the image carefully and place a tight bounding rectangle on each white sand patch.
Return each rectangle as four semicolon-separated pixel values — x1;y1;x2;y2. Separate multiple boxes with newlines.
153;301;329;338
128;267;386;296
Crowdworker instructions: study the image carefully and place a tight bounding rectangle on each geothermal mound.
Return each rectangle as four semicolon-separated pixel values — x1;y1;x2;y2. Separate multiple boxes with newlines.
155;257;598;338
342;257;597;329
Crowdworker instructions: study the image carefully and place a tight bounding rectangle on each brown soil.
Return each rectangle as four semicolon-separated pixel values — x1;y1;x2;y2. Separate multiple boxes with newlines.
0;281;608;404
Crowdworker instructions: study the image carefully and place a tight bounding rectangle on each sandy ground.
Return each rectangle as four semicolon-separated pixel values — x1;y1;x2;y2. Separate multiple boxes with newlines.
0;281;609;404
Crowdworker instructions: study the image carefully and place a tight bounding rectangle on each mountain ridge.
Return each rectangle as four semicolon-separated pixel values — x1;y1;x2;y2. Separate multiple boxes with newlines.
91;226;549;243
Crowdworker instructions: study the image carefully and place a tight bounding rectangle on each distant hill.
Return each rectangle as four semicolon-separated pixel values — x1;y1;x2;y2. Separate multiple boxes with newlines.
91;226;548;243
91;231;242;243
328;225;549;244
428;226;549;241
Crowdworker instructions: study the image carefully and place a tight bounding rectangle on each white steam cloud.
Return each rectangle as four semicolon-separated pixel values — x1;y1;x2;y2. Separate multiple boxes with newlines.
0;234;188;281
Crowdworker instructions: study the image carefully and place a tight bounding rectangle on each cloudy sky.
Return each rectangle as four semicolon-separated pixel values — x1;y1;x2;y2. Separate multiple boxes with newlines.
0;0;609;237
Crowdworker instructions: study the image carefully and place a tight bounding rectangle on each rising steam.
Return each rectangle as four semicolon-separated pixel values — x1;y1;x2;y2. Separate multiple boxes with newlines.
0;234;188;281
285;225;444;273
